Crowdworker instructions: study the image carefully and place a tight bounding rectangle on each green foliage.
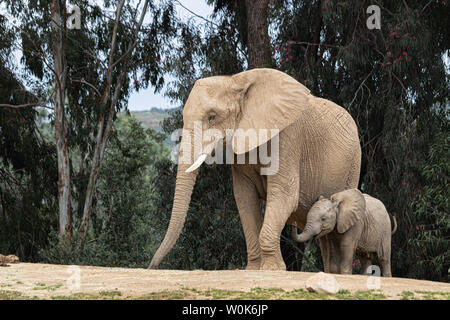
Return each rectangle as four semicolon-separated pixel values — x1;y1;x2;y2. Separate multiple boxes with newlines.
409;130;450;281
39;115;167;267
0;64;57;260
1;0;176;264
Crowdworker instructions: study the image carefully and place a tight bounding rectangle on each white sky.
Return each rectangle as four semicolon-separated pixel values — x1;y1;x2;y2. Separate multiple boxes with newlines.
129;0;213;111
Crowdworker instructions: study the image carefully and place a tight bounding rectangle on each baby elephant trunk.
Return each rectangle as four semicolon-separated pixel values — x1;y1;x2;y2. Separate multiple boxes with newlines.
291;223;321;243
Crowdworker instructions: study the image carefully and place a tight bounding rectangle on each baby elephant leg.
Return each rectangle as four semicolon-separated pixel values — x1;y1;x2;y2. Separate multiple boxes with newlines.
328;240;341;274
339;243;355;274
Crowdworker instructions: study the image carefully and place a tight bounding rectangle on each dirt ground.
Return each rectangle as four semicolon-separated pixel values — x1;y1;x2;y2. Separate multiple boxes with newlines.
0;263;449;300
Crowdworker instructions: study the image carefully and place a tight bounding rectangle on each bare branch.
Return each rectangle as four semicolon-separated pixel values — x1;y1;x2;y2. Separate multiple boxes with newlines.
349;70;374;107
112;0;150;68
105;0;126;92
391;71;407;93
173;0;248;62
174;0;219;27
0;102;52;109
79;0;150;247
420;1;433;15
72;78;101;96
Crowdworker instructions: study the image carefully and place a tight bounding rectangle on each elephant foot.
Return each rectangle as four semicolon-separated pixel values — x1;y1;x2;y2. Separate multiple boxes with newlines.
245;259;261;270
260;255;286;271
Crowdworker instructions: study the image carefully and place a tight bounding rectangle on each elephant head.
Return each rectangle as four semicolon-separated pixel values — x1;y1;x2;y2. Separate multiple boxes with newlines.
149;68;314;268
292;189;366;242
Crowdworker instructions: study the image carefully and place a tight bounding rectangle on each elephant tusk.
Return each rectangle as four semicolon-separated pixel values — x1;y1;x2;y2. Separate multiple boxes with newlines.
185;153;207;173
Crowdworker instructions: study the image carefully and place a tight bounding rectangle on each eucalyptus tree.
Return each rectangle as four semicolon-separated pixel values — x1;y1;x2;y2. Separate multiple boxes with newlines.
1;0;176;244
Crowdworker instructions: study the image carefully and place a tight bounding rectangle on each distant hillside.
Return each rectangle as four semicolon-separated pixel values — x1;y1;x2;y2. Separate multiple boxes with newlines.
130;107;174;132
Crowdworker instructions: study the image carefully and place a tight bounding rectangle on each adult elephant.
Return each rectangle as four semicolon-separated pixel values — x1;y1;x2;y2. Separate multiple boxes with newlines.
149;68;361;270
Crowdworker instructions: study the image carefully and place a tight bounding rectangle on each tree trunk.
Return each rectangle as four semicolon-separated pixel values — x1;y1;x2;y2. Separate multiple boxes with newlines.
245;0;271;69
311;0;323;62
79;71;126;244
78;0;150;247
51;0;72;241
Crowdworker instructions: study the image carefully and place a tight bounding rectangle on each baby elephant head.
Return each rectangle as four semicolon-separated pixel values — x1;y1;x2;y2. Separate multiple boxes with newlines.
292;189;366;242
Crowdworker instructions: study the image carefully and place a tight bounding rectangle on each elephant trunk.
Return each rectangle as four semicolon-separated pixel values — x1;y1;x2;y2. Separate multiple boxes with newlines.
149;132;201;269
292;223;320;243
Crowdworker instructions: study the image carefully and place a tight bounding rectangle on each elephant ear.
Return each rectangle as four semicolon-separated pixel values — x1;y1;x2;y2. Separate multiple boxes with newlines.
230;68;314;154
331;189;366;234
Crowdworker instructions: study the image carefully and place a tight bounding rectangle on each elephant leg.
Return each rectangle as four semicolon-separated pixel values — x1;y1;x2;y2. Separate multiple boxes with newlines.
258;140;299;270
258;202;291;270
378;255;392;277
339;242;356;275
232;167;263;270
259;187;299;270
328;240;341;274
318;236;331;273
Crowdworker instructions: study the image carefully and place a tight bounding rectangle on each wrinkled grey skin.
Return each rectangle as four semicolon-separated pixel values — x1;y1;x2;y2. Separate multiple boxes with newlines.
292;189;396;277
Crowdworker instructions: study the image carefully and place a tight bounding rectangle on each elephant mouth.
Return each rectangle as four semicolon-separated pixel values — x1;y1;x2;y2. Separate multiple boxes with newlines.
185;138;222;173
315;228;332;239
185;153;208;173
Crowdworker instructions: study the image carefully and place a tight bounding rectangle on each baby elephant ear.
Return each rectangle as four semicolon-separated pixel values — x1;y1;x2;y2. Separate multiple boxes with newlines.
331;189;366;234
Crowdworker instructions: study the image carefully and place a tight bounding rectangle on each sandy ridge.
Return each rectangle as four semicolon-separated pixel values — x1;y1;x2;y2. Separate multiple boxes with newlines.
0;263;449;299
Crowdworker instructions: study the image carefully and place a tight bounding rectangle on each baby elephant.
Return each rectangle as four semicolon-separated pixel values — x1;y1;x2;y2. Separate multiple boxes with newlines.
292;189;396;276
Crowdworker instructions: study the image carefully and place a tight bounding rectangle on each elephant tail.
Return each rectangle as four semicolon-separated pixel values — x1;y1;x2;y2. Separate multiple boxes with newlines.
390;215;397;235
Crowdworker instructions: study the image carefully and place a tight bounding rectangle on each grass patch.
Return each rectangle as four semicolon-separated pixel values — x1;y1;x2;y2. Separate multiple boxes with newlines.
99;290;122;298
200;288;243;300
0;283;13;288
280;288;333;300
11;286;448;300
351;290;386;300
51;293;103;300
414;291;450;300
32;282;63;291
52;290;126;300
177;287;387;300
401;291;416;300
337;289;350;294
138;289;193;300
236;287;286;300
0;290;29;300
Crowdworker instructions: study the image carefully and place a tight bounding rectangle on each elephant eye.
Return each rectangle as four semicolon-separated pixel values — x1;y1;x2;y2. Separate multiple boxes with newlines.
321;216;327;221
208;114;216;122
